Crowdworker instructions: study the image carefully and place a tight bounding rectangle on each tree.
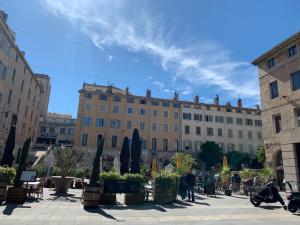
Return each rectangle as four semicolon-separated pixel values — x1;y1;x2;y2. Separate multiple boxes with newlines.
225;151;251;170
256;145;266;165
130;128;141;174
172;152;196;173
14;138;31;187
89;137;104;186
198;141;223;170
1;126;16;167
120;137;130;175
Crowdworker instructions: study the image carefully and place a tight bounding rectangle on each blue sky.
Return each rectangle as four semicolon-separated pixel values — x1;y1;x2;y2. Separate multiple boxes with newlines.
2;0;300;117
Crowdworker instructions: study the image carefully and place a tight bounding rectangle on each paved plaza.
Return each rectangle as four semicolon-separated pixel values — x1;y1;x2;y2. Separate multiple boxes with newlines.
0;189;299;225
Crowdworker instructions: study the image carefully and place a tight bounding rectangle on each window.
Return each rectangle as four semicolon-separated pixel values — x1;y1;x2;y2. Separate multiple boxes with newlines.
207;127;213;136
163;124;168;132
185;125;190;134
96;118;105;127
81;133;88;146
274;114;282;133
245;119;253;126
163;111;168;118
141;139;147;149
152;123;157;131
162;102;170;107
288;45;297;57
140;121;145;130
140;99;147;105
140;109;146;115
21;80;24;92
113;96;121;102
7;89;12;104
196;126;201;135
248;131;253;139
215;116;224;123
81;117;92;126
267;57;275;69
17;99;21;111
238;130;243;139
183;113;191;120
173;103;180;108
99;95;107;100
239;144;244;152
49;127;55;134
227;143;235;151
40;127;46;133
269;80;279;99
151;100;159;106
85;103;91;110
127;97;134;103
113;106;119;113
99;104;105;112
127;107;133;114
60;128;66;135
174;125;179;133
195;141;201;151
12;68;15;82
255;120;262;126
236;118;243;125
174;140;179;151
68;128;75;135
110;119;120;128
226;117;233;124
183;141;192;151
194;114;202;121
85;93;92;99
127;121;132;129
111;135;117;148
295;108;300;126
228;129;233;138
291;71;300;91
152;138;157;150
152;110;158;116
218;128;222;137
163;139;168;151
204;115;213;122
174;111;179;118
257;131;262;140
248;144;254;155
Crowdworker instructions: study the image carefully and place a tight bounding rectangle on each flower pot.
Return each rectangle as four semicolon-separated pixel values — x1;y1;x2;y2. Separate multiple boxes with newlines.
99;193;116;205
51;176;74;195
153;191;177;204
124;193;144;205
83;186;101;208
0;180;7;203
6;187;26;204
225;189;232;196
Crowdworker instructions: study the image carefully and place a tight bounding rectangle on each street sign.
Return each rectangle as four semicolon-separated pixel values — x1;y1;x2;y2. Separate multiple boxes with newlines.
20;170;37;182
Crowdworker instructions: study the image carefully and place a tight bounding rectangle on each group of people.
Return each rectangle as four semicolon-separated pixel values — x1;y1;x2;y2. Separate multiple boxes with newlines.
179;170;196;202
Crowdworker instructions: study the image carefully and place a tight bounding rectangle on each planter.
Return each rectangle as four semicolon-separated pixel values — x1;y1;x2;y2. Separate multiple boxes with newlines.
51;176;74;195
224;189;232;196
99;193;116;205
0;180;7;203
6;187;26;204
83;186;101;208
124;193;144;205
153;191;177;204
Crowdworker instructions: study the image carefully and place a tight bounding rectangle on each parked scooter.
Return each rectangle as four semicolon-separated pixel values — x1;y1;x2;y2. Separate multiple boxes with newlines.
285;181;300;213
250;181;287;209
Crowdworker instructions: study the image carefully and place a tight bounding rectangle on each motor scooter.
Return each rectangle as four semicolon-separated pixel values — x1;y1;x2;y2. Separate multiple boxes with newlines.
285;181;300;213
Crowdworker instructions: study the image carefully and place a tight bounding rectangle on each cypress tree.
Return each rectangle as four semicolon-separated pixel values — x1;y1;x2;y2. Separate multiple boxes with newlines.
120;137;130;175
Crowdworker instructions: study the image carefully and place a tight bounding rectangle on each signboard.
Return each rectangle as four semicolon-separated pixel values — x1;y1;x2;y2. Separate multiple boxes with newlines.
103;179;140;194
20;170;37;182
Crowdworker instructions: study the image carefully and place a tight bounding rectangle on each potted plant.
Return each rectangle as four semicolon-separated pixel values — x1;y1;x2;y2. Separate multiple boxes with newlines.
6;138;30;204
99;172;120;204
124;173;145;205
52;146;83;195
0;166;16;203
83;137;104;208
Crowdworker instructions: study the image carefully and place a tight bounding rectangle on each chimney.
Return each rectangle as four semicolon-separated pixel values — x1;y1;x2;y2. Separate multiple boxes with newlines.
255;104;260;110
213;95;219;105
173;91;179;101
146;89;151;98
237;98;242;108
194;95;199;104
125;87;129;95
107;85;113;93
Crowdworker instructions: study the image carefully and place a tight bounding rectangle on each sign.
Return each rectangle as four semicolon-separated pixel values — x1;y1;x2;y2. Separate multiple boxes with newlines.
20;170;37;182
103;179;140;194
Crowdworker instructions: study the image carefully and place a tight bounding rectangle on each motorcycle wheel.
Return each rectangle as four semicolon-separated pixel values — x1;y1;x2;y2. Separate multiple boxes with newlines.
250;196;261;207
288;201;298;213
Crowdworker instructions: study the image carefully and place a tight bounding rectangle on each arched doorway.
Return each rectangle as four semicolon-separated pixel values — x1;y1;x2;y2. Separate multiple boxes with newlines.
274;150;284;190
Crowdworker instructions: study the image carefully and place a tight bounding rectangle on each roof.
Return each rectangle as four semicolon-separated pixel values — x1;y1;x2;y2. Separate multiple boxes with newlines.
252;31;300;65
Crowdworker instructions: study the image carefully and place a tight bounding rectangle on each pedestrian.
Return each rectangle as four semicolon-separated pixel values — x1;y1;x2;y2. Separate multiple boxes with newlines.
179;173;187;200
186;169;196;202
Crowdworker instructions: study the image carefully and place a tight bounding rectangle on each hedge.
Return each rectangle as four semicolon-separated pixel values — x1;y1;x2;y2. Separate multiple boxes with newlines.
0;166;16;184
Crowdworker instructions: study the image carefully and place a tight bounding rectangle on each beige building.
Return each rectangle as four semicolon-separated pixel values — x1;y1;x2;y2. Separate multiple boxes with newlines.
181;96;262;157
253;32;300;190
0;11;50;157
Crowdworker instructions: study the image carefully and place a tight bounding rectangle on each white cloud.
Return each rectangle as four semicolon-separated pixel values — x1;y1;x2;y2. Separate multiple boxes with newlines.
152;81;165;89
41;0;259;100
107;54;114;63
133;58;139;63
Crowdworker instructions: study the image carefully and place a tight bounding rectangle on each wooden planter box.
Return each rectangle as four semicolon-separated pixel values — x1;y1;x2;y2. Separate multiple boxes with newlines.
99;193;116;205
83;186;101;208
124;193;144;205
153;191;177;204
224;189;232;196
6;187;26;204
0;181;7;203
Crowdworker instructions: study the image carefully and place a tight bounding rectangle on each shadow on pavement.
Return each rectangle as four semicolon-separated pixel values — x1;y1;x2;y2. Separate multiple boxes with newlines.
230;195;249;199
84;207;119;221
259;205;283;210
2;204;31;215
46;193;80;202
193;201;211;206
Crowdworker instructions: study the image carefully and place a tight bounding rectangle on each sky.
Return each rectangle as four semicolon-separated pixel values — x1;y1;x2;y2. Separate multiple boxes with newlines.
1;0;300;117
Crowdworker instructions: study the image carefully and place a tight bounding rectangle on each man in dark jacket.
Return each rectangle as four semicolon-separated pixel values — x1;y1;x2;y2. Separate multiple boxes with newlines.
186;170;196;202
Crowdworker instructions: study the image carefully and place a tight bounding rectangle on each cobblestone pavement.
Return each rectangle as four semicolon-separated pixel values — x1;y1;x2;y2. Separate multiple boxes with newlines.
0;189;299;225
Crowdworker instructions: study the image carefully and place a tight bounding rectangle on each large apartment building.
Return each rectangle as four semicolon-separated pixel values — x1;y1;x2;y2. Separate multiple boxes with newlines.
0;11;50;157
75;83;262;170
252;32;300;190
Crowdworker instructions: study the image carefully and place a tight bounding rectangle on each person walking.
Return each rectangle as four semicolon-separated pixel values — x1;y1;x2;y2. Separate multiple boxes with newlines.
186;170;196;202
179;173;187;200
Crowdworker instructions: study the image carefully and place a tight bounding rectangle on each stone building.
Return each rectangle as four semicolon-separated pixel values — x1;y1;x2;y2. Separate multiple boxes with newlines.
0;10;50;158
252;32;300;190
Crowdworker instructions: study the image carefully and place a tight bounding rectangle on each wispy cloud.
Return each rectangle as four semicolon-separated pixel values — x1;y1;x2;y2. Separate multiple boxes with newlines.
41;0;259;102
107;54;114;63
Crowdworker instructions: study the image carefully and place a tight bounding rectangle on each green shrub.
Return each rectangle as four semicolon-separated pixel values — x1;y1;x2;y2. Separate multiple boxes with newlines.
51;166;62;176
154;171;179;194
99;172;121;186
0;166;16;184
72;168;91;179
240;169;259;180
123;173;146;184
258;167;273;180
34;165;46;178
